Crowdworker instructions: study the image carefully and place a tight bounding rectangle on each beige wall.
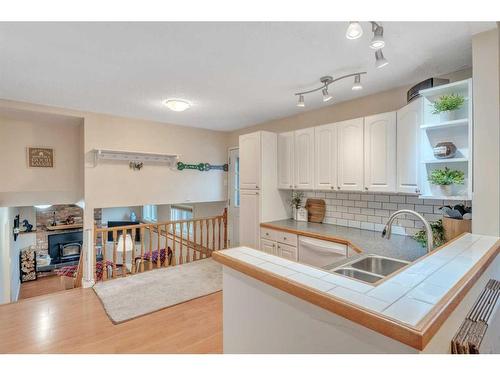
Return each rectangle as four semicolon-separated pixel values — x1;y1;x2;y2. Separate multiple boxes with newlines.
228;68;472;147
472;28;500;235
0;111;84;207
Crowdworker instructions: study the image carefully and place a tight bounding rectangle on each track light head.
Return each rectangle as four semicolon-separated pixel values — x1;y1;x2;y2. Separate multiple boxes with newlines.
370;25;385;50
345;22;363;40
352;74;363;90
297;94;305;107
322;87;332;102
375;50;389;68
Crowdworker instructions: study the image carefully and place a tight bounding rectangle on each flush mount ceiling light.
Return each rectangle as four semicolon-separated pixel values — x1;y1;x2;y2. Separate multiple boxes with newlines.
352;74;363;90
34;205;52;209
345;22;363;40
163;99;191;112
295;73;366;108
375;50;389;68
345;21;389;68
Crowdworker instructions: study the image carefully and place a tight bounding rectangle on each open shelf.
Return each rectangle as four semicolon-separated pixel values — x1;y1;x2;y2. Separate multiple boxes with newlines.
420;118;468;130
418;195;470;201
422;158;468;164
93;149;179;167
46;224;83;231
419;80;470;98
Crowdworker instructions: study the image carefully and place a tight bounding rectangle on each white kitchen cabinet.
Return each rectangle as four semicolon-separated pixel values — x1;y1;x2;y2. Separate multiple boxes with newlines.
239;190;260;248
397;99;422;194
277;132;294;189
277;242;298;261
314;123;338;190
261;238;278;256
294;128;315;190
239;132;261;190
337;118;364;191
364;112;397;192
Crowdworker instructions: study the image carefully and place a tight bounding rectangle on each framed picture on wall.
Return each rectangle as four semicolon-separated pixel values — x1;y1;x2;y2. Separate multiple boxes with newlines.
27;147;54;168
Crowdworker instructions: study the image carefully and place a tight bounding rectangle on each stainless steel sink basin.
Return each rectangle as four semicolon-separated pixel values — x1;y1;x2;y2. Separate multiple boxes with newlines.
349;255;409;276
334;268;383;283
330;255;410;284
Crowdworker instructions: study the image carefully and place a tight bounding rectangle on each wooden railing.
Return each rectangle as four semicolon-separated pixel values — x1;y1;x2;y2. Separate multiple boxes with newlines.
93;208;227;282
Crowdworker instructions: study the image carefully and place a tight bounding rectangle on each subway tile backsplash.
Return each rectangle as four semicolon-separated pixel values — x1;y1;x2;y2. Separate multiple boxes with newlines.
301;191;471;237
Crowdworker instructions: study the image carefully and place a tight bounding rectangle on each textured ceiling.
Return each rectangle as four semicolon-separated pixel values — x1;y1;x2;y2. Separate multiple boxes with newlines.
0;22;495;130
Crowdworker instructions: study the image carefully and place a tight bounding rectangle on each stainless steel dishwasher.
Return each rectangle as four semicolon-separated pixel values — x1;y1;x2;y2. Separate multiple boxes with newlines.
298;236;348;268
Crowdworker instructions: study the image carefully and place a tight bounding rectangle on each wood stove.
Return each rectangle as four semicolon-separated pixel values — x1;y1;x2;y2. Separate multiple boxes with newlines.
48;231;83;264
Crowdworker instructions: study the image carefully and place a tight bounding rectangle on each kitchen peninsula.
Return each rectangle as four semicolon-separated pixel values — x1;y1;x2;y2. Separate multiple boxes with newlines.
213;233;500;353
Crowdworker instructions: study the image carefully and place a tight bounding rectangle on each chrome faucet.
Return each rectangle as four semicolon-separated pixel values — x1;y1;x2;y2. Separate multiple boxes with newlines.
381;209;434;253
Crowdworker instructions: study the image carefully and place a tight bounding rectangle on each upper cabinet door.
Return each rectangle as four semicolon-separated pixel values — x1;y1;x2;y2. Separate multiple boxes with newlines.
337;118;364;191
239;132;261;190
294;128;315;190
277;132;294;189
396;99;422;194
314;124;337;190
364;112;397;192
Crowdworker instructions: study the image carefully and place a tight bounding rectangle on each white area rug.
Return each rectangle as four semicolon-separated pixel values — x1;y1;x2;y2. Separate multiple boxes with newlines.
93;258;222;323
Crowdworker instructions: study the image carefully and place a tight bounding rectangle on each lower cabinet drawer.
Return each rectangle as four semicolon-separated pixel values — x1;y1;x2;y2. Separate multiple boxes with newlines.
260;238;278;256
276;231;298;247
260;227;277;241
277;242;298;261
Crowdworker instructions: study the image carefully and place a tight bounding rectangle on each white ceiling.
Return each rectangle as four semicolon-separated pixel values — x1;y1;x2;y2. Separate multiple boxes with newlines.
0;22;495;131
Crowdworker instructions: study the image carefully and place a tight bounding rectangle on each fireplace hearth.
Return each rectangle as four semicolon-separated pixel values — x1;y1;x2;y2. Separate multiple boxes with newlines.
48;231;83;265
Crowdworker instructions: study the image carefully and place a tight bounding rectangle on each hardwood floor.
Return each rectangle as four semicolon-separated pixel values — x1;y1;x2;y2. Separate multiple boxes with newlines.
19;275;67;300
0;288;222;353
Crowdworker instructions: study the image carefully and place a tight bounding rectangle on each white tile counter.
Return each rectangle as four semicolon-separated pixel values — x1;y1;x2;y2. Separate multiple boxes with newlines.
213;233;500;350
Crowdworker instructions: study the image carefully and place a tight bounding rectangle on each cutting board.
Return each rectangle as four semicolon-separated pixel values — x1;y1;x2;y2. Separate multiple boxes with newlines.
305;198;326;223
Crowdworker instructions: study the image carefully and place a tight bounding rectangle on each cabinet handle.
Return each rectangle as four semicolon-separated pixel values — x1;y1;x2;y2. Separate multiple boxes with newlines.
256;185;259;189
330;186;334;190
289;185;292;188
266;232;269;236
337;186;341;190
415;188;420;193
283;237;287;240
364;187;368;191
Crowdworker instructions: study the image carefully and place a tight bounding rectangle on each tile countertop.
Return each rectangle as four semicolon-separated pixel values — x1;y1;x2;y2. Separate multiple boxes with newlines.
261;219;425;261
213;233;500;350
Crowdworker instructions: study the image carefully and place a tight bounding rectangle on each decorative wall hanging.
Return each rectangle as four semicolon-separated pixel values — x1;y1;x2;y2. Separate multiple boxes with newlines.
19;248;37;283
129;161;144;170
27;147;54;168
177;161;228;172
22;219;34;232
13;214;20;241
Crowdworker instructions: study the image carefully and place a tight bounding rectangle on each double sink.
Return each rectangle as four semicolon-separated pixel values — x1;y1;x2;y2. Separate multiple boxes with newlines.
330;255;410;284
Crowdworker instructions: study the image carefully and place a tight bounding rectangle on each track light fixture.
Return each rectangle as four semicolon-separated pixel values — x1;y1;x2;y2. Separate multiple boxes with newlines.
375;50;389;68
322;87;332;102
352;74;363;90
345;22;363;40
345;21;389;67
295;72;366;108
369;22;385;50
296;94;305;107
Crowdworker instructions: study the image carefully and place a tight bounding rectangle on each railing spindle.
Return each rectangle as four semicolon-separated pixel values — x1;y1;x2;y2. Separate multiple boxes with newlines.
218;216;222;251
192;220;198;261
212;218;215;256
156;223;161;269
223;208;228;249
94;227;98;282
131;228;136;274
122;229;127;277
179;222;184;264
112;230;117;279
140;227;145;273
149;225;153;271
101;230;107;281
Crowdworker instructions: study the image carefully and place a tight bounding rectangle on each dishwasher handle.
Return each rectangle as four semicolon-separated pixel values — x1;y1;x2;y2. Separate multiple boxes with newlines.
298;237;347;256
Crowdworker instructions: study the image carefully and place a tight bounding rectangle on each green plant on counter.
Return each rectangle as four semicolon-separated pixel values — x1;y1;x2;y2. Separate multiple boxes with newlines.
290;191;305;209
413;219;446;249
431;93;465;114
428;167;464;186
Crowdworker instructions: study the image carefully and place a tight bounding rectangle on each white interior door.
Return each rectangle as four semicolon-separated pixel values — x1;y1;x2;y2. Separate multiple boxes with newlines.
228;148;240;247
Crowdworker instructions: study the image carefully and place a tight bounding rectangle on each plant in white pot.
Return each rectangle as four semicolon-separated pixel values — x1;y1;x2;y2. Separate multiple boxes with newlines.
432;93;465;122
428;167;464;196
290;191;304;220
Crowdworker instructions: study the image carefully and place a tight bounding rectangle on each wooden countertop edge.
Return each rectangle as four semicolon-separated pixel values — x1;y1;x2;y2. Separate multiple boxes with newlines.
259;222;364;253
212;251;424;350
213;238;500;351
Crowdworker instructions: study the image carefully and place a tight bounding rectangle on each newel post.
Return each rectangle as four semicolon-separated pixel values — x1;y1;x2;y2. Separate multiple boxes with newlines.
223;208;228;249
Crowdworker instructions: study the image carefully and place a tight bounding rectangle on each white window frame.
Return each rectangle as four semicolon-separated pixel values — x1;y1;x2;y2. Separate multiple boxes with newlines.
170;205;193;237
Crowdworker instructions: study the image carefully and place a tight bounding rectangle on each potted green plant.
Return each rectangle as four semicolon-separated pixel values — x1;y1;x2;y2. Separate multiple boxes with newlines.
432;93;465;122
428;167;464;196
413;219;446;249
290;191;304;220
